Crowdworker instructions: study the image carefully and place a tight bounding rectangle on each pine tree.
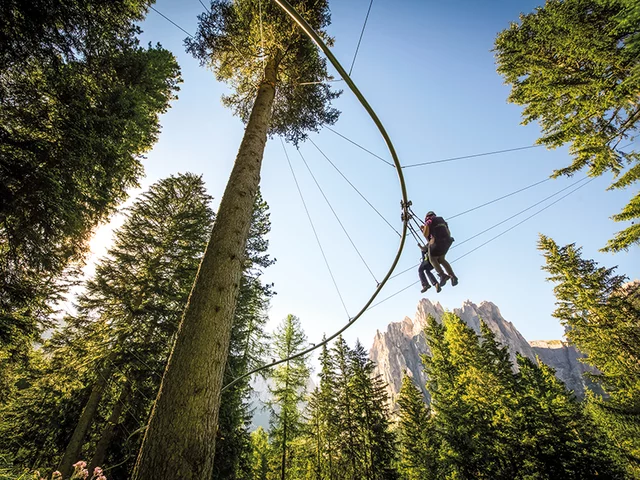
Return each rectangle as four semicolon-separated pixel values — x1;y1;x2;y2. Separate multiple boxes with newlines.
423;312;626;479
267;314;310;480
0;174;214;475
349;341;397;480
135;1;340;475
538;234;640;475
494;0;640;251
396;374;437;480
249;427;271;480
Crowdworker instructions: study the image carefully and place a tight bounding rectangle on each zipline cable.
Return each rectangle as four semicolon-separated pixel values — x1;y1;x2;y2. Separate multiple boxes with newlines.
402;144;543;168
452;177;595;263
370;177;596;309
222;0;410;393
308;138;401;236
447;177;551;220
388;176;589;280
283;139;350;317
452;176;588;250
149;5;194;37
325;126;394;167
349;0;375;75
296;147;379;284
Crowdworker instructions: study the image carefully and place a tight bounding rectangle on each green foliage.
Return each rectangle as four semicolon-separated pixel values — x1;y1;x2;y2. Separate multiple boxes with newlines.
539;234;640;475
1;174;214;474
396;374;437;480
422;313;624;479
249;427;272;480
267;314;311;480
0;0;153;68
297;336;396;479
186;0;340;144
0;2;181;375
495;0;640;251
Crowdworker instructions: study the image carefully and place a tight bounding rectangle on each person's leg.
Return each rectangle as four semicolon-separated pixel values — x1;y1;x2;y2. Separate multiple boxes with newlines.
429;252;444;276
439;256;458;286
428;245;445;277
431;254;451;285
418;261;429;286
425;262;438;286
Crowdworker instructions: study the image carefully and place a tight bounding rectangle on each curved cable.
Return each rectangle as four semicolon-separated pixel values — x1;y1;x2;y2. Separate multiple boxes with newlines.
222;0;410;393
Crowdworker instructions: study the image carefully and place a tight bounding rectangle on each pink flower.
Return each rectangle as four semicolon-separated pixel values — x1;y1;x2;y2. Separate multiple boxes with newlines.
52;472;63;480
93;467;103;476
73;461;87;469
97;476;107;480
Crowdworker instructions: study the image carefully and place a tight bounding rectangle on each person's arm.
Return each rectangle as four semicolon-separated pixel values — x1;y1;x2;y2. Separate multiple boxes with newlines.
422;223;430;240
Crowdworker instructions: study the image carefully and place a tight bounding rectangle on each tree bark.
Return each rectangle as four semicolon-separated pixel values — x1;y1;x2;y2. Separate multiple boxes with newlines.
132;56;279;480
89;380;131;473
58;356;114;477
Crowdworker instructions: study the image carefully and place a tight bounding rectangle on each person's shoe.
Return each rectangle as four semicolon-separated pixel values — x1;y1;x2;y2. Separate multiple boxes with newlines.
439;274;450;287
451;276;459;287
421;284;430;293
435;282;442;293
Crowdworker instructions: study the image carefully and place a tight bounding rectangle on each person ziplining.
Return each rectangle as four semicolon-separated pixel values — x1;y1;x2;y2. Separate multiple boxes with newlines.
421;211;459;289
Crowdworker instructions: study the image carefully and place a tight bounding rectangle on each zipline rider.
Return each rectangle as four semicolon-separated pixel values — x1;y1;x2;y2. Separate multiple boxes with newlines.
422;211;459;288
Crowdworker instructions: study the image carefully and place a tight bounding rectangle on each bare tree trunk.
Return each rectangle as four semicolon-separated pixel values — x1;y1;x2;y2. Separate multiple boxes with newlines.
89;380;131;473
132;56;279;480
58;356;114;477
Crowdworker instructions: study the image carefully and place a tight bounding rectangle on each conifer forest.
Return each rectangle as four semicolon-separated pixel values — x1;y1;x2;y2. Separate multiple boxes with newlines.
1;0;639;479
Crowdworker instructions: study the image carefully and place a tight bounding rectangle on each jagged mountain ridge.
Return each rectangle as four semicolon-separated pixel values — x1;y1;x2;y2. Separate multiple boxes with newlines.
369;298;594;406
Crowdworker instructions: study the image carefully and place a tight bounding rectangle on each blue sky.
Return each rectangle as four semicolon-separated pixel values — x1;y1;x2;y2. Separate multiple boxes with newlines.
87;0;639;359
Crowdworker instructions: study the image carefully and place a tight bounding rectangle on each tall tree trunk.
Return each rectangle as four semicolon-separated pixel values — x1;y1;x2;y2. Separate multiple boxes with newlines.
58;356;115;477
89;380;131;473
133;56;279;480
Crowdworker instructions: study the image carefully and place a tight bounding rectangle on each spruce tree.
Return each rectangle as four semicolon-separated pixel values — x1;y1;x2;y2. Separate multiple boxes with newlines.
423;312;625;479
135;1;340;475
249;427;272;480
349;341;397;480
512;355;624;480
396;374;438;480
267;314;310;480
1;174;212;474
538;234;640;475
331;336;361;478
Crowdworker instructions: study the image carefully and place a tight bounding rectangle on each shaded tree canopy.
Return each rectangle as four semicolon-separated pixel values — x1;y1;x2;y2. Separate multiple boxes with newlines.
0;0;181;365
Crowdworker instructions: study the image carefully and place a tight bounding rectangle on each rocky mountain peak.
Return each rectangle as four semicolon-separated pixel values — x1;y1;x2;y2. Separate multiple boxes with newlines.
369;298;594;407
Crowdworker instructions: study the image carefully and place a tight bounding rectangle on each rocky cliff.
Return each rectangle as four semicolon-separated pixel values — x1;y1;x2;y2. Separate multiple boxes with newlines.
369;298;593;406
